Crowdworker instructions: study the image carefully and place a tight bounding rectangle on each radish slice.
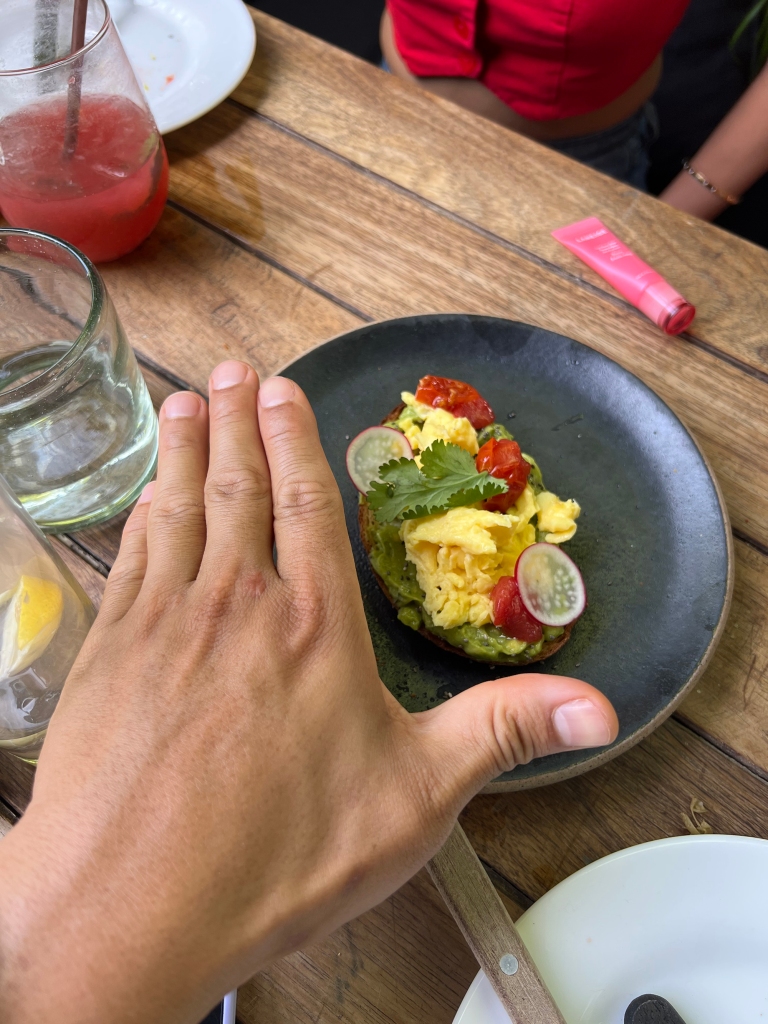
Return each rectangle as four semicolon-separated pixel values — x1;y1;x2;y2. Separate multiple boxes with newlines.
346;426;413;493
515;543;586;627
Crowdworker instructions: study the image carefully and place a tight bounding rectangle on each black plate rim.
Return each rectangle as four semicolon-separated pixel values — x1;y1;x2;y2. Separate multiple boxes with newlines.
278;314;734;792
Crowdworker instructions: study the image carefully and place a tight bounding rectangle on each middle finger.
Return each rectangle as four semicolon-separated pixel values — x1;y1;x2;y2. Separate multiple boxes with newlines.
200;360;276;580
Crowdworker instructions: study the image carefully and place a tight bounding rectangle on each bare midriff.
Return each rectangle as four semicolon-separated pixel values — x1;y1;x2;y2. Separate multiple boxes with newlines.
380;9;661;141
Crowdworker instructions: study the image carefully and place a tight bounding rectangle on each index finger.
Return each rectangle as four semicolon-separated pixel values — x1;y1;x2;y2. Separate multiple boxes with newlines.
257;376;356;587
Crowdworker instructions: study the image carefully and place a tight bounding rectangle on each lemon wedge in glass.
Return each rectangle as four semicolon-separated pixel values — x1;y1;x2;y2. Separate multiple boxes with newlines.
0;576;63;678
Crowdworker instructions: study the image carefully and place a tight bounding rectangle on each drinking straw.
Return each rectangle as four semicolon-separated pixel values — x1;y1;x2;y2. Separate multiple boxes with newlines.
63;0;89;159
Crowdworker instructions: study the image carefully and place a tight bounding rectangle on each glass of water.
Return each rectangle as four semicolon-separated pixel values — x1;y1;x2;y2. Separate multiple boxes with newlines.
0;227;158;530
0;473;94;761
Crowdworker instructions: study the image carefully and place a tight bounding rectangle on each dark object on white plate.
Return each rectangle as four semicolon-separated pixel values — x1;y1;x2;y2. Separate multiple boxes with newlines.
625;994;689;1023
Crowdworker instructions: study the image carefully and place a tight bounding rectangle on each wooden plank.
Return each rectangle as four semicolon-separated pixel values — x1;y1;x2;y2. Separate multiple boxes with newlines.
460;718;768;901
238;11;768;380
165;106;768;552
101;204;361;393
679;537;768;778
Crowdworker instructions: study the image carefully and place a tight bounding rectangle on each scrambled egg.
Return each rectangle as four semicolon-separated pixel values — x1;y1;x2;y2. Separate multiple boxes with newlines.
401;498;535;629
536;491;581;543
399;391;478;456
400;487;581;630
392;390;581;632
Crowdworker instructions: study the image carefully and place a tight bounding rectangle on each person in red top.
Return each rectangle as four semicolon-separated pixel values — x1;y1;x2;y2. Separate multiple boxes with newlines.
382;0;768;216
381;0;691;187
385;0;688;123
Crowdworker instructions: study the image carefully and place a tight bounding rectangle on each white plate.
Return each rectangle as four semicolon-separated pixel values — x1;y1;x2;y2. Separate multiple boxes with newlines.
110;0;256;134
454;835;768;1024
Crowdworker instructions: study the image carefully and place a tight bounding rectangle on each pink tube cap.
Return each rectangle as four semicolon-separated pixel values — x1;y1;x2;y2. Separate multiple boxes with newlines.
637;280;695;335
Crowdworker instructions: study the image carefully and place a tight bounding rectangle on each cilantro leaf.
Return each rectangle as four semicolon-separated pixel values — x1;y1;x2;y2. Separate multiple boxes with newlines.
366;440;507;523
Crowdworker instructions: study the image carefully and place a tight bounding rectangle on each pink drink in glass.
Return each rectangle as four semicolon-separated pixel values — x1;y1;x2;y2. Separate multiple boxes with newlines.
0;93;168;263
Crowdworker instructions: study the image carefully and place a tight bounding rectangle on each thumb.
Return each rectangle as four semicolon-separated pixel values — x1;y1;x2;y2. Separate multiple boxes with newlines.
416;674;618;808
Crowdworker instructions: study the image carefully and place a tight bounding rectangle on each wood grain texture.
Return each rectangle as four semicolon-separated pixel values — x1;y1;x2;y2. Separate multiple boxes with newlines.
237;11;768;379
165;106;768;554
461;718;768;901
678;538;768;778
428;824;565;1024
101;205;361;393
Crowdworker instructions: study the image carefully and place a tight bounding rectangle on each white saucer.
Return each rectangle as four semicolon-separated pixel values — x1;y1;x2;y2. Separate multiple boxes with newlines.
111;0;256;134
454;835;768;1023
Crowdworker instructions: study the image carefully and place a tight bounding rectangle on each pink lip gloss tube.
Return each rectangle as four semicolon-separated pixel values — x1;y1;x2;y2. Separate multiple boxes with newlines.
552;217;695;335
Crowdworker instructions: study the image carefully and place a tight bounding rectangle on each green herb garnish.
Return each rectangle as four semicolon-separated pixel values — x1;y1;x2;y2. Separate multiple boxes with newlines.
367;440;507;523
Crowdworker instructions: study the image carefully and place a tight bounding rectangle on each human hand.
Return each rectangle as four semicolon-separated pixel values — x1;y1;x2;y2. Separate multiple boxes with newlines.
0;361;618;1024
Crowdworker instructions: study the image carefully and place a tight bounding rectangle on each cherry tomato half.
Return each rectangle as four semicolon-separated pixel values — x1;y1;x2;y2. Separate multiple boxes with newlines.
491;575;543;644
414;375;495;430
475;438;531;512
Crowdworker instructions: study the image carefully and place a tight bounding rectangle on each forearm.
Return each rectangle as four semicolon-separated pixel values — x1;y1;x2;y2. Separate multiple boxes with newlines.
0;808;231;1024
660;61;768;219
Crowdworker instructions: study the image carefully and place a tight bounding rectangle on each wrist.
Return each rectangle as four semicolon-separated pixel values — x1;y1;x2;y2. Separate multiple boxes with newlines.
659;169;730;222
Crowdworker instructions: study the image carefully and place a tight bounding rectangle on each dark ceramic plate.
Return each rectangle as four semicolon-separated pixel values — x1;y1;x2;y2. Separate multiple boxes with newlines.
281;315;732;790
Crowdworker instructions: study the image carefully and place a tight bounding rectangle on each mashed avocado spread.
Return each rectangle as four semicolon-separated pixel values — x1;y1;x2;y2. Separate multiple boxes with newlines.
369;414;565;663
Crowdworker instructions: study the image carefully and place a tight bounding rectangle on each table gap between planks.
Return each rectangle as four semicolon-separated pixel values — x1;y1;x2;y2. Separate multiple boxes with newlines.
3;11;768;1024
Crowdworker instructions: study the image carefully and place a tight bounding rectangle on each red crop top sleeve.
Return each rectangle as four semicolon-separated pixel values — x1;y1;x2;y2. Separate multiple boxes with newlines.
387;0;483;79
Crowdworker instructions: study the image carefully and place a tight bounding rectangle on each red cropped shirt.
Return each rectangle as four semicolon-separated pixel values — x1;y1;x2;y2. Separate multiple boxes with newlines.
387;0;690;121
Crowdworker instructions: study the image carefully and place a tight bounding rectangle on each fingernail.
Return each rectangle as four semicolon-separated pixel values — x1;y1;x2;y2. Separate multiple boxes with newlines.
259;376;295;408
210;360;249;390
136;481;155;505
164;392;201;419
553;699;613;749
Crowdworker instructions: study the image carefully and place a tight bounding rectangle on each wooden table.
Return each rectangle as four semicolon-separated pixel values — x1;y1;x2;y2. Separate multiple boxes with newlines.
3;10;768;1022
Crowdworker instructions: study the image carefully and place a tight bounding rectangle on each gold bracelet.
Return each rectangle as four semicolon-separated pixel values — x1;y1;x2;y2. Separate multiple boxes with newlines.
682;160;741;205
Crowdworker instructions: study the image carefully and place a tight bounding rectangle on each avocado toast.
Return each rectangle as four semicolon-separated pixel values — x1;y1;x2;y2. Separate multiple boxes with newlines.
348;376;585;666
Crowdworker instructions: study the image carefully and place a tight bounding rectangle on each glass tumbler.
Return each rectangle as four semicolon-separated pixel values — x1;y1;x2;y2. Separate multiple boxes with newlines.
0;0;169;263
0;473;94;762
0;228;158;531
